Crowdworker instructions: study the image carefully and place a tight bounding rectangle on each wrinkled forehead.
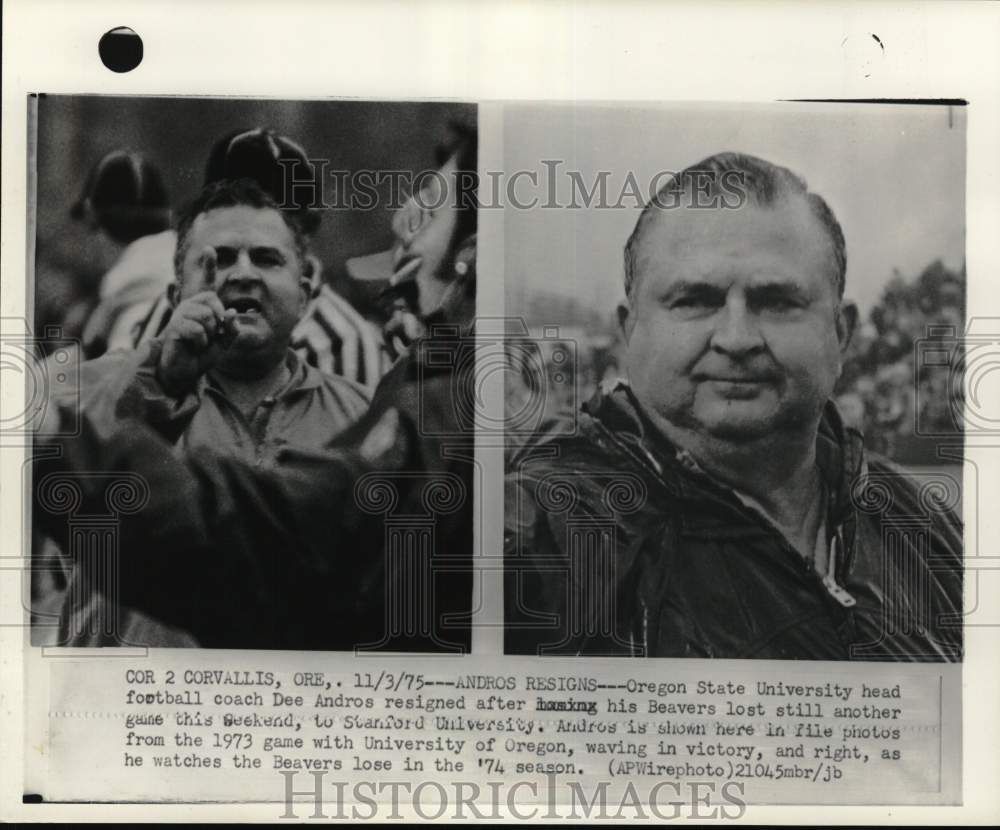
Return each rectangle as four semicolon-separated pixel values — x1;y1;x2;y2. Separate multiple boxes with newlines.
633;196;840;296
186;204;297;254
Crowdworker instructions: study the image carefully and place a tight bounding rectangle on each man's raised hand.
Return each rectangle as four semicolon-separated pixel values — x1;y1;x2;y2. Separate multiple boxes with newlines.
157;248;237;395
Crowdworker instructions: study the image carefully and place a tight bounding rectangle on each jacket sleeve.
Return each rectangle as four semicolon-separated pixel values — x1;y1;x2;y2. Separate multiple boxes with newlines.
33;409;393;648
503;470;574;656
503;456;644;657
72;339;201;445
35;338;473;650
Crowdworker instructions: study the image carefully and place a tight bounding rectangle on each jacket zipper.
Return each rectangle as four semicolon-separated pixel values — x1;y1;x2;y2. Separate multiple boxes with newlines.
594;419;859;642
822;527;857;608
207;389;274;466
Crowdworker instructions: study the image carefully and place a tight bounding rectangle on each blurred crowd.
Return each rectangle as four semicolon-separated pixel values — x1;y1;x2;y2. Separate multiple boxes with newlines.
833;260;965;461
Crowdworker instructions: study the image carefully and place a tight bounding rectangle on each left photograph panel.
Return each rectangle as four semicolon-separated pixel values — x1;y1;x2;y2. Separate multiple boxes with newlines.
27;95;478;652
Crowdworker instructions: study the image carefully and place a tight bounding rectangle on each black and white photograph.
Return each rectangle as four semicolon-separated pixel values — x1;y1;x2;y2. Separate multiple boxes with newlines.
3;1;998;823
503;102;966;661
28;95;478;653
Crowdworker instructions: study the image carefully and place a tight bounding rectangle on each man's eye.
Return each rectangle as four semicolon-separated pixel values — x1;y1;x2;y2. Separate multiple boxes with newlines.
215;250;237;268
252;252;283;267
758;297;799;312
671;296;716;310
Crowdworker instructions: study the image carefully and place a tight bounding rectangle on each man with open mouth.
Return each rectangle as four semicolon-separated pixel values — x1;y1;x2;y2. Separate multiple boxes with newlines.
33;125;479;652
51;177;370;647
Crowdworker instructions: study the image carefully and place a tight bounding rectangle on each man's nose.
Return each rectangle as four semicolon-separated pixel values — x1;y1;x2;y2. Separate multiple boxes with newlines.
709;297;764;355
223;251;260;284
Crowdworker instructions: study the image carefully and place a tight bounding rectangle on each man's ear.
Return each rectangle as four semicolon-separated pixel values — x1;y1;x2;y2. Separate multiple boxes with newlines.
304;254;323;299
836;300;858;352
298;276;312;312
617;299;635;344
166;281;181;308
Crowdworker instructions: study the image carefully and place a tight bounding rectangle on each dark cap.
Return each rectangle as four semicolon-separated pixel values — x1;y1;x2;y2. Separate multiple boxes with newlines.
71;150;171;244
204;127;322;235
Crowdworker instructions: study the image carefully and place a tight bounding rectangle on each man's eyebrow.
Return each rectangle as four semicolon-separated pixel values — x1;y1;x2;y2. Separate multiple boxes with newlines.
746;280;811;301
658;280;726;300
249;245;287;258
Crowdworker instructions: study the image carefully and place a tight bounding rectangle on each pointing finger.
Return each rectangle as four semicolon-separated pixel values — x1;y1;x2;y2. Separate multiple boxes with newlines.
200;246;218;289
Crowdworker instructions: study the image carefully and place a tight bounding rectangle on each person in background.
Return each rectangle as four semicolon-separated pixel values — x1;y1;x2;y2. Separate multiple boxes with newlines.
34;150;172;358
295;121;478;371
72;151;176;357
29;151;173;628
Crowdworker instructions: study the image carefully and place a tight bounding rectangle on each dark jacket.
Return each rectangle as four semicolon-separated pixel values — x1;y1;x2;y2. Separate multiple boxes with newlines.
505;384;963;661
72;340;370;459
46;342;369;647
34;323;474;652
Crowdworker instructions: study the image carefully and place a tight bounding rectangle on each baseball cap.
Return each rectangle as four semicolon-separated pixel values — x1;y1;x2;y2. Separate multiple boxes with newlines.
204;127;322;235
71;150;171;244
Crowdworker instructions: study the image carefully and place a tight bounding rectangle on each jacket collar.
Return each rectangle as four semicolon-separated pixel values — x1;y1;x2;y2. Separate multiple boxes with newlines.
203;349;322;398
292;349;326;392
583;381;866;528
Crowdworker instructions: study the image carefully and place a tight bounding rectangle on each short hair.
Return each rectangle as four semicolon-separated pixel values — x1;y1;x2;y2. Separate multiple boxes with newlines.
72;150;171;244
623;152;847;300
173;178;310;279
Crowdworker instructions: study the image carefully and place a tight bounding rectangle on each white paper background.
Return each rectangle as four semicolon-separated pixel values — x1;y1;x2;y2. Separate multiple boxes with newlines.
3;0;999;823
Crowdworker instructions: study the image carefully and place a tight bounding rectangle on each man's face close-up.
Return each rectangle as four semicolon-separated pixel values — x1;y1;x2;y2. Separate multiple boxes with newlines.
180;205;309;361
623;196;848;442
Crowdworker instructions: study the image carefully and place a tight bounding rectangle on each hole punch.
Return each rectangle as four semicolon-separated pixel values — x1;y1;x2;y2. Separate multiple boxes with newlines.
98;27;143;73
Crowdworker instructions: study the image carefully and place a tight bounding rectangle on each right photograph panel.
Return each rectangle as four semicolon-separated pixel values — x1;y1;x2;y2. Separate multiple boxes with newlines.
502;102;966;662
